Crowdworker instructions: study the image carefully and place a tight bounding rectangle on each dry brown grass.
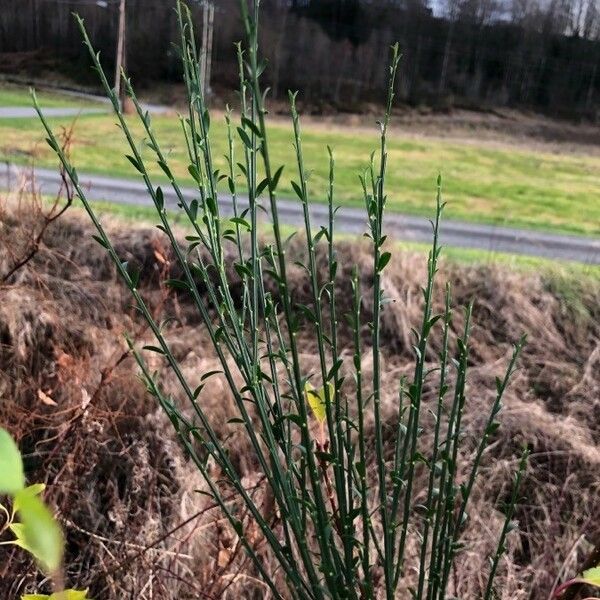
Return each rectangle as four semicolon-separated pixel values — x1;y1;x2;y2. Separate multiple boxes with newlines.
0;193;599;599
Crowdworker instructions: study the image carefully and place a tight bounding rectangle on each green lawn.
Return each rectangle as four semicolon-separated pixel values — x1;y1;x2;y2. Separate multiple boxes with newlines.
0;85;100;109
1;104;599;236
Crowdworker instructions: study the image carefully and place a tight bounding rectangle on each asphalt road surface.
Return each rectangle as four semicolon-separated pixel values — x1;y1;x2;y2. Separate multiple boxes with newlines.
2;163;599;265
0;107;107;118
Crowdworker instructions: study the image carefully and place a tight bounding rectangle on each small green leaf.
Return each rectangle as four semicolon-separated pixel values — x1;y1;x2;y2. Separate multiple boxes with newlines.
241;117;262;138
13;483;46;514
234;262;253;279
206;196;217;216
9;522;27;538
14;487;64;574
495;376;503;394
291;181;303;200
201;370;222;381
142;345;165;355
227;176;235;194
62;591;90;600
165;279;190;291
304;382;334;424
326;359;344;382
229;217;251;231
190;198;199;221
21;590;90;600
155;187;164;211
91;234;108;249
125;154;143;174
270;165;284;192
202;109;210;133
9;522;36;554
45;137;59;152
237;126;253;149
581;566;600;587
277;413;305;428
0;428;25;494
157;160;173;180
315;451;334;463
256;177;269;196
188;164;202;184
377;251;392;272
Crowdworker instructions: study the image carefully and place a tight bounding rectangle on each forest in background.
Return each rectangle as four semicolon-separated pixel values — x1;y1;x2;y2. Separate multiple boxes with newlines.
0;0;599;119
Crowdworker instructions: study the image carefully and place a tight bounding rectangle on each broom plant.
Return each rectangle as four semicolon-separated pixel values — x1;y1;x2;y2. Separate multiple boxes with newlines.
34;1;527;597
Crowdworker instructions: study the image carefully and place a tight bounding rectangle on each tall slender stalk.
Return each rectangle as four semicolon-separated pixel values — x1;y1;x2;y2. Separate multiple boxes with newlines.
369;43;401;600
484;449;530;600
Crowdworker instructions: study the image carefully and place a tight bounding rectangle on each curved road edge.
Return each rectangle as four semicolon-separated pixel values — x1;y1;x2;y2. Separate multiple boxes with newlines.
1;163;598;265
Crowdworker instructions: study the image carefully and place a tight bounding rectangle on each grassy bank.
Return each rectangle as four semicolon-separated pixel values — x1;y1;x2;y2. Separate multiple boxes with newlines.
2;203;599;598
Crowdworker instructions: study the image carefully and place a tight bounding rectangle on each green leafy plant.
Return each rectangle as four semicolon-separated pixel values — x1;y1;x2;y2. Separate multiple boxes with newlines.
34;1;529;597
0;428;89;600
0;428;63;574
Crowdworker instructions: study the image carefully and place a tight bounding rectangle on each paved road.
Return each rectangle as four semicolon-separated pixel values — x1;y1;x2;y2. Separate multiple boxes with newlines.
2;164;599;265
0;97;169;119
0;106;108;119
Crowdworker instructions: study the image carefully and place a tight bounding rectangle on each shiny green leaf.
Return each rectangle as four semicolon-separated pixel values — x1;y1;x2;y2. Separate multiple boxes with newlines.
0;428;24;494
581;566;600;587
304;382;334;424
14;487;64;574
12;483;46;514
21;591;90;600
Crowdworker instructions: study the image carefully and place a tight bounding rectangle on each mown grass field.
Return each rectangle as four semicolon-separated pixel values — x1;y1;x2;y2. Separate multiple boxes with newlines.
1;86;599;236
0;86;100;108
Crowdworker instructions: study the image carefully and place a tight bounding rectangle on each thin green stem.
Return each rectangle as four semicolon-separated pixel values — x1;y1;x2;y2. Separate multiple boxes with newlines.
483;449;529;600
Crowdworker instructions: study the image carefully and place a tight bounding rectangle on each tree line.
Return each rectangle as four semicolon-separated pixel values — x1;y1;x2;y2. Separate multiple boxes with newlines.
0;0;598;119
